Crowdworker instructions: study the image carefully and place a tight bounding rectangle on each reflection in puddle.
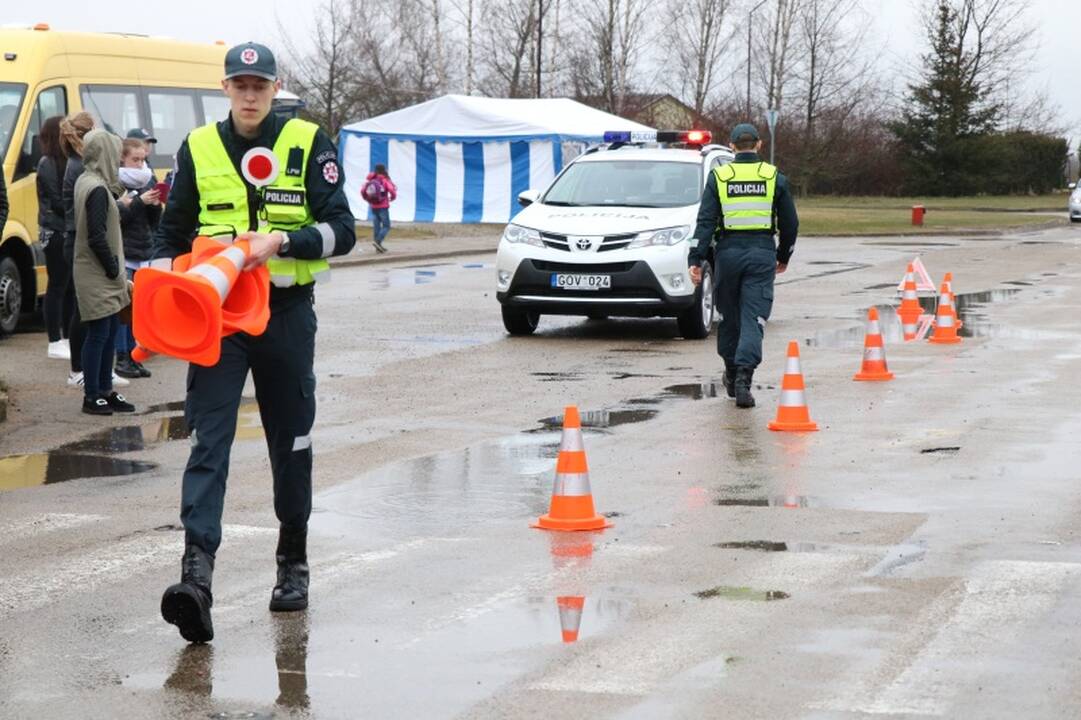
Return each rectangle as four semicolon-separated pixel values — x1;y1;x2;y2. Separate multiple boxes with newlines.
807;287;1027;347
0;401;262;492
537;409;659;430
714;495;812;508
694;586;790;601
371;263;491;290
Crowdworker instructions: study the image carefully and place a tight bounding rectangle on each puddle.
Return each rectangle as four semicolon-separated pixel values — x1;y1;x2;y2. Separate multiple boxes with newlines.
536;409;659;430
0;401;262;493
531;372;584;383
370;263;492;290
664;382;722;400
1004;280;1034;286
610;372;662;380
807;287;1026;347
141;400;186;414
776;262;871;286
694;586;790;601
714;541;788;552
0;453;158;491
714;496;811;508
921;446;961;455
861;241;960;247
863;282;897;290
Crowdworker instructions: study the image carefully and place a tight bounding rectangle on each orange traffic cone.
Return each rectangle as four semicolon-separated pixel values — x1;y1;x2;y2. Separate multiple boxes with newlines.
853;308;894;381
901;313;919;342
768;342;819;432
941;272;963;328
189;237;271;338
533;406;612;532
133;238;265;367
898;263;923;321
557;596;585;643
928;282;961;345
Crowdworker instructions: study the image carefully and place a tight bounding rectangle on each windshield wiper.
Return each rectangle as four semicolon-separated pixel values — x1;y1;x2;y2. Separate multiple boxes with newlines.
543;200;583;207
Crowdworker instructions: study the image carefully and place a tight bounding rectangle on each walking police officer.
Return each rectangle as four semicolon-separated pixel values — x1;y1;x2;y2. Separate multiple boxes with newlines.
152;42;355;643
689;123;798;409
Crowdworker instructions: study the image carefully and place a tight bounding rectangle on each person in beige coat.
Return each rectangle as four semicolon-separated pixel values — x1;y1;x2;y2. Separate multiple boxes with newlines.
73;129;135;415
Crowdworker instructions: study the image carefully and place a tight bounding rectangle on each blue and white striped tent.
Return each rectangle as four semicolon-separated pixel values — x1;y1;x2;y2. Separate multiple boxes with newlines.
339;95;653;223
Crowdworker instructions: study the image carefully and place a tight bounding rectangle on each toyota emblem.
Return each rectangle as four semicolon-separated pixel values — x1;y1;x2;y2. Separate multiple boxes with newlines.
575;237;592;251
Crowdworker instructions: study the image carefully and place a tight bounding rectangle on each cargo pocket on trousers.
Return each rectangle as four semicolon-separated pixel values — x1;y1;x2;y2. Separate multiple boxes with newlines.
759;286;775;327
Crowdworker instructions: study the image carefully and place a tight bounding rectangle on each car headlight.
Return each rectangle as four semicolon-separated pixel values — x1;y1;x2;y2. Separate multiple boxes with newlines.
627;225;692;249
502;224;544;247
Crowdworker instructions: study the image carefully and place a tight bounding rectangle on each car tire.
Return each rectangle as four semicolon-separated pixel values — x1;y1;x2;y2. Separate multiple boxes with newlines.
0;256;22;336
677;262;714;340
502;306;540;336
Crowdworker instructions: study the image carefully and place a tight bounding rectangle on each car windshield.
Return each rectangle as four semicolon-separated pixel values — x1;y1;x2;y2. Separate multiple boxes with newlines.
543;159;702;208
0;82;27;164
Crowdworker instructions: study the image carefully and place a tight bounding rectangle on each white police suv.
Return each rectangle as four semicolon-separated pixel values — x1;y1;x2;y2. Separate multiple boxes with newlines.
496;130;734;338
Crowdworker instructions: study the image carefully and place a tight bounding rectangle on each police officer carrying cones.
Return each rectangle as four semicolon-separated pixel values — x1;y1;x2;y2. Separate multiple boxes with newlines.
152;42;356;643
688;123;798;409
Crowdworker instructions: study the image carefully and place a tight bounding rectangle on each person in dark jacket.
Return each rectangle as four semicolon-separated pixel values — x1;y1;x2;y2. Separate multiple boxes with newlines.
114;138;160;378
688;123;799;409
37;115;75;360
73;130;135;416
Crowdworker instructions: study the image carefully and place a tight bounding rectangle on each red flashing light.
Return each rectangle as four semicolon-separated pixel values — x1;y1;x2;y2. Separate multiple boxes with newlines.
33;23;51;31
686;130;711;144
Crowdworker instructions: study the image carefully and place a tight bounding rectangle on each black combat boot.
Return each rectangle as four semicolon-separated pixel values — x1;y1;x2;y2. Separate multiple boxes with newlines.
735;367;756;408
161;544;215;643
269;527;309;612
721;362;737;399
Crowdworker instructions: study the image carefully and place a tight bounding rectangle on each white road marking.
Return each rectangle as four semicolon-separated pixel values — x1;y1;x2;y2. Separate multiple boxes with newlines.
0;513;106;544
812;560;1081;716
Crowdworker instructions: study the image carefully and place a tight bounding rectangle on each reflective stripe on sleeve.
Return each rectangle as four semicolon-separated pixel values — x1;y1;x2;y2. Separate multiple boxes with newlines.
149;258;172;270
292;435;312;452
317;223;337;258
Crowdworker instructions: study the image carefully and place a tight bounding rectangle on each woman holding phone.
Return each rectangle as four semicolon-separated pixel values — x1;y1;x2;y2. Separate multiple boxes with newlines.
114;137;161;379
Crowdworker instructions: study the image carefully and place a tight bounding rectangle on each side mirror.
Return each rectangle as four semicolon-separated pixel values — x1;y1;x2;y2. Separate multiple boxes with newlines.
518;189;540;208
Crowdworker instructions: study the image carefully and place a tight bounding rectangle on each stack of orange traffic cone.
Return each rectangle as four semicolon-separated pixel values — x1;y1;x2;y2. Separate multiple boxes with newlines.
533;406;612;531
898;263;923;321
928;282;962;345
768;342;819;432
556;596;585;643
853;308;894;381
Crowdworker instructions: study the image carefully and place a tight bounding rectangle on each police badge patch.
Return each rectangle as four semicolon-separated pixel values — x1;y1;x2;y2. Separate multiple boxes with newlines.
322;161;340;184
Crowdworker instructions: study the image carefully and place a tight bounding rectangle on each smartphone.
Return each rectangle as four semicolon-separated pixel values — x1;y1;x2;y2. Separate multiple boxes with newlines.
154;182;170;203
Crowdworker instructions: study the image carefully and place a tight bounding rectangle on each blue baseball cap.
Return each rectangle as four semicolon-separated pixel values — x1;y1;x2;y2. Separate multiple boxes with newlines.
224;42;277;81
730;123;761;143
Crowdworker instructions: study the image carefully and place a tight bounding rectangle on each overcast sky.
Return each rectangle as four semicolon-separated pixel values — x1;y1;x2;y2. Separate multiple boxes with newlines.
9;1;1081;144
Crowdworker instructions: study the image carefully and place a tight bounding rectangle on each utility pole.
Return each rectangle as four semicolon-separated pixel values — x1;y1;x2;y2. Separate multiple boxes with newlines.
536;0;544;97
747;0;767;119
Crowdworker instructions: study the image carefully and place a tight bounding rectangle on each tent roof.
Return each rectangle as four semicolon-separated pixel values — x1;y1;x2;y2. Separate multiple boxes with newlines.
340;94;654;143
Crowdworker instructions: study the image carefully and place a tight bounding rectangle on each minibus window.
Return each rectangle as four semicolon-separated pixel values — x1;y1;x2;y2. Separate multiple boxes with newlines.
147;91;198;160
80;86;141;137
200;94;231;124
0;82;27;167
15;85;67;182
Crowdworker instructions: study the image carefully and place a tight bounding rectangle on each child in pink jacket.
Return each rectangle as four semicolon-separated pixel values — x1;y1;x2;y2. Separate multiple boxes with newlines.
361;164;397;253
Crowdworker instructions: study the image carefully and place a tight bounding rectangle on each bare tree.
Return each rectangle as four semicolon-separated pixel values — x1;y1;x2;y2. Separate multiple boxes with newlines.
575;0;650;113
477;0;538;97
757;0;802;112
663;0;733;119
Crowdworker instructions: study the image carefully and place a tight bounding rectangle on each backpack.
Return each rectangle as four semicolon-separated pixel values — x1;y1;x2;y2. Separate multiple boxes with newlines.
362;176;388;204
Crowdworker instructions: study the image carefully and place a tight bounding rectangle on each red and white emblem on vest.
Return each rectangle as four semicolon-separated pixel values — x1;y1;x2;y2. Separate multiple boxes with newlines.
322;161;339;184
241;147;279;187
241;48;259;65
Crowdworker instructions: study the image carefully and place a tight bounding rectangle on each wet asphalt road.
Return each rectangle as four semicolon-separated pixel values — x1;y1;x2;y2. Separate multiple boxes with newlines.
2;225;1081;718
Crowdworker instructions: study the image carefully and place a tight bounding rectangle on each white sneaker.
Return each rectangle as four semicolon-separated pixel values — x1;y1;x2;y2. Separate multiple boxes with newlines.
67;371;84;387
111;371;130;387
48;340;71;360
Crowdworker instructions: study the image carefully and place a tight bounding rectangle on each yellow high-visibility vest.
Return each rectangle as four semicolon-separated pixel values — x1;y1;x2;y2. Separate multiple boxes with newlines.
714;162;778;232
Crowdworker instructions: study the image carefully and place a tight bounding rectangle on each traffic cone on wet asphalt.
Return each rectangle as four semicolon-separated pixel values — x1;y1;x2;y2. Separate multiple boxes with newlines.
557;596;586;643
768;342;819;432
898;263;923;321
942;272;962;328
928;282;962;345
532;406;613;532
853;308;894;381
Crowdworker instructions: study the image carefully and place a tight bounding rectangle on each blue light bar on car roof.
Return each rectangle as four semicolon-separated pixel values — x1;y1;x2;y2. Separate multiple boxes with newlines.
603;130;713;145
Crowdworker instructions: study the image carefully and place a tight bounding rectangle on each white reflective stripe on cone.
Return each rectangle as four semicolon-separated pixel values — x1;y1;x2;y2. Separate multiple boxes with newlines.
868;320;881;335
785;356;802;374
189;263;232;301
936;314;955;328
552;472;592;497
149;258;172;270
558;606;583;629
219;245;247;271
209;234;235;244
271;274;295;288
903;290;918;300
863;346;884;361
292;435;312;452
559;429;585;452
317;223;337;258
779;389;807;407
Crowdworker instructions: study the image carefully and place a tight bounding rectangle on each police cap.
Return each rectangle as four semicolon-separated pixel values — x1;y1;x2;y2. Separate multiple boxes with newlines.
224;42;278;81
127;127;157;143
730;123;761;143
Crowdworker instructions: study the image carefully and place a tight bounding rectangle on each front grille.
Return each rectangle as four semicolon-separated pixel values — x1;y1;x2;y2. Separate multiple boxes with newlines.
598;233;636;252
532;260;637;273
540;232;570;252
